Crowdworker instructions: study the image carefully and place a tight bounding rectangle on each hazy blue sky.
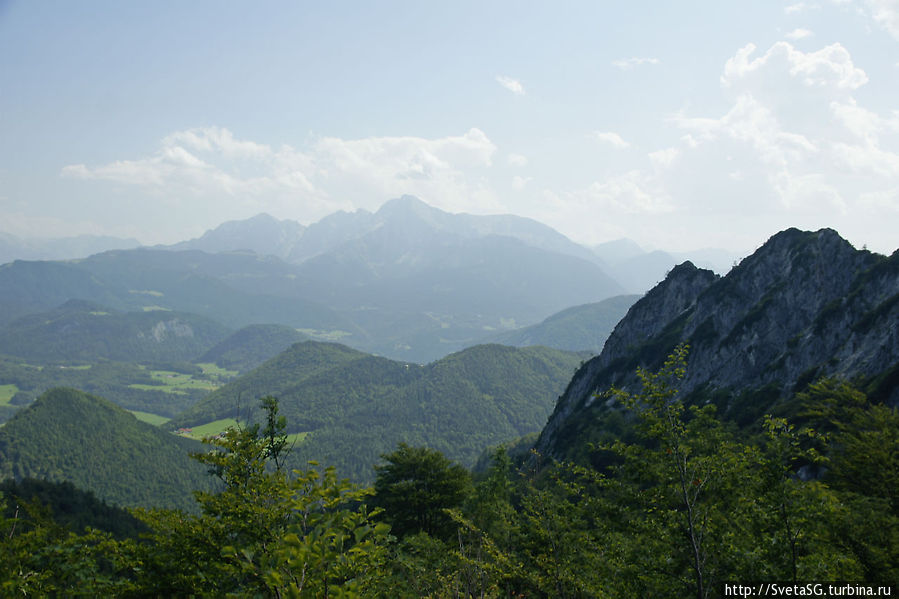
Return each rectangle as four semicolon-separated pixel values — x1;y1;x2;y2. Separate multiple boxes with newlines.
1;1;897;253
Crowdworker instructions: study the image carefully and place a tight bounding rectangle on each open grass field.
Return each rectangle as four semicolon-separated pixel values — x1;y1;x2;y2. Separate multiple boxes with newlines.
285;431;308;444
128;363;239;395
0;384;18;406
195;363;239;381
296;328;352;342
129;369;219;395
177;419;309;445
176;418;240;439
129;410;171;426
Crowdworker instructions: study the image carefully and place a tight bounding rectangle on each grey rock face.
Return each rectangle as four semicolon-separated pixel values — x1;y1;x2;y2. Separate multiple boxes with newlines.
537;228;899;459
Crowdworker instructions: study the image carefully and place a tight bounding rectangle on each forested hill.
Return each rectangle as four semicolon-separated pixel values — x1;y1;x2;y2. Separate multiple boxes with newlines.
197;323;309;372
538;228;899;461
0;299;231;363
0;388;214;510
486;294;639;353
168;341;588;482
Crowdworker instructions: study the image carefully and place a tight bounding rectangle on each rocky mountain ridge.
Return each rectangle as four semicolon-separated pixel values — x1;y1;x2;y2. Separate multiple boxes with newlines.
537;228;899;459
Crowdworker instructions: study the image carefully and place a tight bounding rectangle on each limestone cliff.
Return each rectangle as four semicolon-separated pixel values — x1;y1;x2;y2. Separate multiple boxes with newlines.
537;228;899;459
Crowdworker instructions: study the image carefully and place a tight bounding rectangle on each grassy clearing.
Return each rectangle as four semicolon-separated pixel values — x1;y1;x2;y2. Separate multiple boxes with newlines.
129;370;219;395
296;328;352;342
196;362;239;382
175;419;309;445
285;431;308;445
0;384;18;406
129;410;170;426
176;418;240;439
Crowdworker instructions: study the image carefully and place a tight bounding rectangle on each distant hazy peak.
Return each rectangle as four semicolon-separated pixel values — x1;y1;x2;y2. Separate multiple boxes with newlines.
592;238;645;264
166;212;306;259
216;212;282;228
376;194;434;214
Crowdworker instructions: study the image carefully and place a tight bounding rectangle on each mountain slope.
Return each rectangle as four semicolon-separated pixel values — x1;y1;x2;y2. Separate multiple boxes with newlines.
0;249;355;334
166;213;306;259
0;197;625;362
537;228;899;460
0;300;232;363
0;388;213;510
198;323;310;372
286;200;624;360
288;195;600;265
487;294;639;353
169;341;587;482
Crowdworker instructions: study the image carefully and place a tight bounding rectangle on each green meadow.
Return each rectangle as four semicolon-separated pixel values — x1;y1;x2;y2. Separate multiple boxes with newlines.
0;384;18;406
129;410;171;426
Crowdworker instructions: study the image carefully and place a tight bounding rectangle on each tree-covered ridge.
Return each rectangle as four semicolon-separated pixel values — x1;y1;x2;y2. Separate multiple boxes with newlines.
1;359;896;597
0;478;146;539
0;388;215;511
170;340;371;426
0;354;218;420
486;294;639;353
197;323;309;372
170;341;588;482
0;299;232;363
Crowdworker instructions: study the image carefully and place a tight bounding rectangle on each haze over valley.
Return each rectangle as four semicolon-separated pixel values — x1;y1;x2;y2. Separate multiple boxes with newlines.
1;2;898;595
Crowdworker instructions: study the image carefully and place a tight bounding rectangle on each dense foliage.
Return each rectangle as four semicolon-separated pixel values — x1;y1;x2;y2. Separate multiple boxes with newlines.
0;478;146;539
0;388;214;511
198;323;309;372
0;355;213;419
372;444;472;540
0;299;231;363
170;341;586;481
1;354;895;596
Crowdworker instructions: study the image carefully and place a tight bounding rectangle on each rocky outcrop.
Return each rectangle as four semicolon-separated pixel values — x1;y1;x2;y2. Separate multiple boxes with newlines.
537;228;899;459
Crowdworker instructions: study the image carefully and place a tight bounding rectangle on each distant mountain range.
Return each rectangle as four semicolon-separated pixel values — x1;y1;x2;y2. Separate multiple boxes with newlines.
592;238;742;292
0;197;634;362
2;223;895;512
537;228;899;461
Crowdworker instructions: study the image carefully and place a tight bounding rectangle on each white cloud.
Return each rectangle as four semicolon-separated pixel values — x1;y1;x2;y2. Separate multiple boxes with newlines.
649;147;680;169
507;153;529;167
650;39;899;247
496;75;525;95
785;2;813;14
848;0;899;40
576;171;674;215
611;57;660;70
674;94;818;168
592;131;631;148
722;42;867;90
62;127;501;223
830;98;899;142
785;27;814;39
512;175;532;190
311;128;499;213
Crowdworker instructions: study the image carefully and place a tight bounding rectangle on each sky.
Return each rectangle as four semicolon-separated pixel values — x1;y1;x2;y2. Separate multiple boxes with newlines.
1;0;898;255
